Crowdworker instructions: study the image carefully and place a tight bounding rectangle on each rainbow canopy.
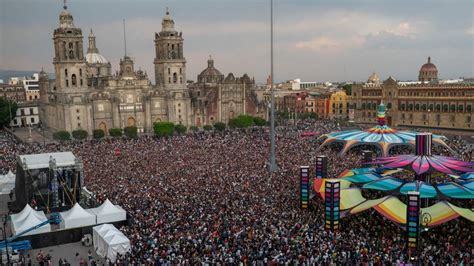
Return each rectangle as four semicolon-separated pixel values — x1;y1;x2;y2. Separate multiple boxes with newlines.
319;102;450;156
371;155;474;175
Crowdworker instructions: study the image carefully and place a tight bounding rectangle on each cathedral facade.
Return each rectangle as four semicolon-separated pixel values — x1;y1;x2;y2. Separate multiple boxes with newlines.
39;4;264;135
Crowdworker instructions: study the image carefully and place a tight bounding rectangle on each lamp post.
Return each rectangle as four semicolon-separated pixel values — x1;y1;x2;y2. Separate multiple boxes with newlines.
268;0;278;172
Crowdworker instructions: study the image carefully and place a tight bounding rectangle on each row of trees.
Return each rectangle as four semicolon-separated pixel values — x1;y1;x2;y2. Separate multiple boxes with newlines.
52;115;267;141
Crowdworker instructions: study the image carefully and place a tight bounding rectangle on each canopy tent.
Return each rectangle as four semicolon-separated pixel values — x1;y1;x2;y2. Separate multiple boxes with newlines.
0;170;15;195
371;155;474;175
92;224;131;262
10;204;50;236
87;199;127;224
59;203;96;229
319;102;450;156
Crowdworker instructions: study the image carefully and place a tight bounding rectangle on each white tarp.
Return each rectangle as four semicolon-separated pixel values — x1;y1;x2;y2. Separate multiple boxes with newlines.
87;199;127;224
18;152;76;169
59;203;96;229
92;224;131;262
0;170;15;195
10;204;50;236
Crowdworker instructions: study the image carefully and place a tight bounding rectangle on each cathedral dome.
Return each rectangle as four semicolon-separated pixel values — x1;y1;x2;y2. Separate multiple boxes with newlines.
86;53;109;64
367;72;380;83
86;29;108;64
198;56;224;84
418;56;438;82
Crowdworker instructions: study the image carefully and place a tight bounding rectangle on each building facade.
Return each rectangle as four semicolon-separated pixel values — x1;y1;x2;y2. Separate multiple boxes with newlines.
11;104;39;128
328;90;349;119
351;60;474;130
0;83;26;103
188;57;265;125
38;5;263;134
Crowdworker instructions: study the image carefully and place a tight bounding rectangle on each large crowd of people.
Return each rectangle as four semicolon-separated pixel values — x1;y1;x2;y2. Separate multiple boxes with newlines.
0;119;472;264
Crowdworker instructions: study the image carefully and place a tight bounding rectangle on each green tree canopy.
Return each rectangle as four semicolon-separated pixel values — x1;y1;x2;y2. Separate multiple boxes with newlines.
93;129;105;139
154;122;174;137
253;116;267;126
0;98;18;128
175;124;187;135
228;115;255;128
213;122;226;131
203;125;213;131
52;131;70;141
124;126;138;138
109;128;123;137
72;129;88;140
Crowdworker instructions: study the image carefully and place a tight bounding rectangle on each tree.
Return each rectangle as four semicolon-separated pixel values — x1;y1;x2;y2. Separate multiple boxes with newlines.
253;116;267;126
72;129;88;140
342;84;352;96
203;125;213;131
52;131;70;141
109;128;123;137
213;122;226;131
154;122;174;137
228;115;255;128
190;126;199;132
93;129;105;139
124;126;138;138
0;98;18;128
175;124;187;135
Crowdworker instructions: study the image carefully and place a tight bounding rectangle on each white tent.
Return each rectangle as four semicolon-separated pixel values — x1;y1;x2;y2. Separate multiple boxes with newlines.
10;204;50;236
92;224;131;262
59;203;96;229
87;199;127;224
0;170;15;195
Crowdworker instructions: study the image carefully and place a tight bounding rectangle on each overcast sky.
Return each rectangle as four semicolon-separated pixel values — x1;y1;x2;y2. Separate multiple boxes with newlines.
1;0;473;83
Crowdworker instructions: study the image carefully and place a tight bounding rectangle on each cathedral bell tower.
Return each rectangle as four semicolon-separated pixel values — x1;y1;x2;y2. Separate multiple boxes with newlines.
52;1;87;91
153;8;186;88
153;9;191;126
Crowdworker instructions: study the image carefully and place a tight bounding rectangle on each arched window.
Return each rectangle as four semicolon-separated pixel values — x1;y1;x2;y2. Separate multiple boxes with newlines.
68;42;73;49
173;73;177;83
180;77;182;84
66;80;69;87
436;104;441;112
71;74;77;86
458;105;464;112
408;104;413;111
80;79;83;86
415;104;420;111
69;50;74;59
450;104;456;112
387;102;392;109
65;69;68;77
400;103;405;111
422;104;426;111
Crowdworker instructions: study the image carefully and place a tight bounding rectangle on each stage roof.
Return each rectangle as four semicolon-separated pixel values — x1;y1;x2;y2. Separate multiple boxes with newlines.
18;152;77;169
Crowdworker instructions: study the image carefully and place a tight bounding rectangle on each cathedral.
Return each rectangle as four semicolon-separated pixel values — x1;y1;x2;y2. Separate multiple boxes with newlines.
39;3;265;134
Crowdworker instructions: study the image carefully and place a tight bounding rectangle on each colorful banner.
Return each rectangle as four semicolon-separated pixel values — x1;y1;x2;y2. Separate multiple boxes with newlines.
300;166;310;209
324;179;340;231
315;155;328;179
406;191;420;258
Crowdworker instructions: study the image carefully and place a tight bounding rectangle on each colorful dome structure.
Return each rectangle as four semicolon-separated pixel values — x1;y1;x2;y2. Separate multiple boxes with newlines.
314;133;474;227
319;102;451;156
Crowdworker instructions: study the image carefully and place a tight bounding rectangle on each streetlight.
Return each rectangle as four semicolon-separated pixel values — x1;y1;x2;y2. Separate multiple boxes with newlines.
268;0;278;172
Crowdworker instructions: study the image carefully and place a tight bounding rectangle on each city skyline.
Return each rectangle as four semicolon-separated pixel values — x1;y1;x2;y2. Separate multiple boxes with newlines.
1;0;473;83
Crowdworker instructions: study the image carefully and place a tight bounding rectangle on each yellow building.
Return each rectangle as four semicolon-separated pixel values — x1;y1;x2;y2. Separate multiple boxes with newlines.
329;90;349;119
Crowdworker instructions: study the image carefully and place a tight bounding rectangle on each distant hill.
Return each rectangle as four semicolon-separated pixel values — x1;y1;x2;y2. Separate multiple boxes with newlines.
0;69;54;83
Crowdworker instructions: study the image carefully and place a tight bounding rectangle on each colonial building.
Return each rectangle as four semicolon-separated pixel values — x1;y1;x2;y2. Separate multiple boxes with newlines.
351;58;474;130
328;90;349;119
188;57;265;125
39;4;260;134
0;83;26;103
